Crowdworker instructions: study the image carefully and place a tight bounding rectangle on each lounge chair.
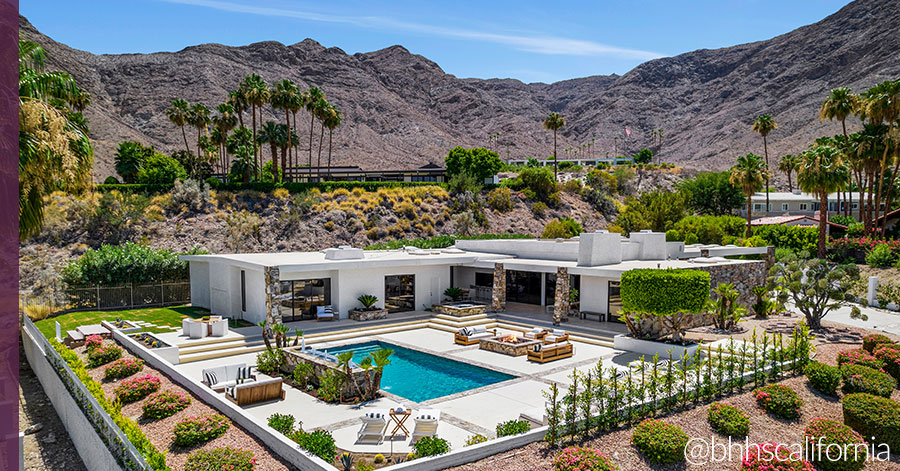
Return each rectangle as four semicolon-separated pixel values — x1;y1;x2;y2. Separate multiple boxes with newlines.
454;326;495;345
411;409;440;443
357;409;389;444
185;319;208;339
182;318;191;335
523;327;547;341
227;377;284;406
316;305;335;322
210;319;228;337
527;341;573;363
543;329;569;344
202;363;255;392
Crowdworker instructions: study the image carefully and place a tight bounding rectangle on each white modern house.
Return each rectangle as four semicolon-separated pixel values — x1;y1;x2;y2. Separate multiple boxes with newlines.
181;232;772;325
742;190;880;218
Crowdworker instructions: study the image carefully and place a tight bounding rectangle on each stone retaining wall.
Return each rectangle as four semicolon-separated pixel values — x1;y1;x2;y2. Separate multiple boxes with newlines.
282;348;371;399
690;260;767;306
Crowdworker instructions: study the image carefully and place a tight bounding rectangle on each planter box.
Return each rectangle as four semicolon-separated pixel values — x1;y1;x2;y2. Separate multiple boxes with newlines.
128;332;180;364
613;334;699;360
349;308;388;321
432;302;488;317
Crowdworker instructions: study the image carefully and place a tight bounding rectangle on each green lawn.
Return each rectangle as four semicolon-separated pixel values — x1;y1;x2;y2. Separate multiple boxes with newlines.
34;305;254;339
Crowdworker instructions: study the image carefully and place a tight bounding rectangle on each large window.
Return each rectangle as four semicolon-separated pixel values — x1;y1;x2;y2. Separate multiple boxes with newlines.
607;280;623;323
277;278;331;322
506;270;542;305
240;270;246;312
546;274;580;306
385;275;415;312
474;272;493;287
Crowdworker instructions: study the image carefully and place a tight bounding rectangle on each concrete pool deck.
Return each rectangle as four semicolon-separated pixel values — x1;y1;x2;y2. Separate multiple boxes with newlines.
172;325;623;454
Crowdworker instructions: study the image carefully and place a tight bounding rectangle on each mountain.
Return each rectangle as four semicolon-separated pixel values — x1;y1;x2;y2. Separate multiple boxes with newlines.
18;0;900;180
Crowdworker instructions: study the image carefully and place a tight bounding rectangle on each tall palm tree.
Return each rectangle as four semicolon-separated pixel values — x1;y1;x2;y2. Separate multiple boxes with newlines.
542;112;565;180
166;98;192;153
849;124;888;230
315;101;331;173
188;103;211;159
289;90;308;180
226;89;247;129
240;74;269;180
271;79;299;179
821;87;860;137
778;154;799;193
798;145;849;257
730;153;767;237
276;124;298;178
257;121;282;181
306;87;325;179
324;107;342;180
212;103;237;175
752;114;777;210
861;80;900;235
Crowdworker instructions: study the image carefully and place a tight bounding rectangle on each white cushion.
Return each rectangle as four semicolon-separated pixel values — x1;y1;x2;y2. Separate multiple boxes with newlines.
457;328;467;336
552;329;566;336
530;327;543;333
472;326;486;334
469;332;493;340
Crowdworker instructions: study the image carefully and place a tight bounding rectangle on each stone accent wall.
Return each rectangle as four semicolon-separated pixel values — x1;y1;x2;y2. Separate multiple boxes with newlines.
553;267;570;325
491;263;506;312
283;348;371;399
432;304;487;317
264;266;282;326
690;261;767;307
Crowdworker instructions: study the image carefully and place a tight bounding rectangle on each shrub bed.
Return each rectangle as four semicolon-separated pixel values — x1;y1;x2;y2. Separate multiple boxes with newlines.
862;334;894;353
804;361;842;395
184;447;255;471
841;364;895;398
802;417;867;471
707;402;750;437
84;334;103;351
496;419;530;437
836;348;884;370
291;429;336;462
267;413;296;435
552;446;618;471
142;390;191;420
754;384;803;419
103;358;144;380
841;393;900;452
114;374;161;403
631;418;688;465
173;414;230;447
873;344;900;380
741;442;815;471
412;436;450;458
87;345;123;368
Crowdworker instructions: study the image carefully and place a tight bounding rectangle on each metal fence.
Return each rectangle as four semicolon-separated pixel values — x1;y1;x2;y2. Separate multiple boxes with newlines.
23;281;191;312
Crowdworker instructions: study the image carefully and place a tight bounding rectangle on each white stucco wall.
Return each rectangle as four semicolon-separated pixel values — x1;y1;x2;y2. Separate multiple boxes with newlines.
452;266;493;290
189;261;211;310
335;265;451;317
579;275;615;314
205;262;266;323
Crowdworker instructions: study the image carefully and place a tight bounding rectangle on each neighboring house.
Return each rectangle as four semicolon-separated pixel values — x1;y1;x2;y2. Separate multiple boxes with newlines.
507;157;633;168
283;162;449;183
741;190;881;219
750;214;847;235
181;232;770;325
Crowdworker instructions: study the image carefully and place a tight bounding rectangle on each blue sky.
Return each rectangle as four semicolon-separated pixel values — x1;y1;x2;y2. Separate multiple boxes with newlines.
23;0;852;83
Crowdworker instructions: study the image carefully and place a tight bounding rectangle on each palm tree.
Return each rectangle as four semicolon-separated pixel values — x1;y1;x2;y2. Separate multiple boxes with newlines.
212;103;237;174
257;121;282;181
315;101;331;172
821;87;860;138
306;87;325;179
778;154;799;193
276;124;298;177
368;348;393;398
752;114;777;210
861;80;900;235
336;351;365;401
850;123;889;229
542;112;566;180
226;89;247;129
240;74;269;180
166;98;192;153
324;107;342;180
730;153;767;237
271;79;299;179
188;103;211;159
798;145;849;257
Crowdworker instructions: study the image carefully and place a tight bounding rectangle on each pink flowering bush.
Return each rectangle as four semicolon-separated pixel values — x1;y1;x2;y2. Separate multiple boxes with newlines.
631;419;688;464
142;390;191;420
173;413;230;447
103;357;144;380
84;334;103;351
841;364;894;398
114;374;161;403
873;344;900;380
87;344;123;368
741;442;815;471
836;349;884;370
755;384;803;419
831;237;900;263
184;447;255;471
862;334;894;353
803;418;867;471
552;446;618;471
707;402;750;437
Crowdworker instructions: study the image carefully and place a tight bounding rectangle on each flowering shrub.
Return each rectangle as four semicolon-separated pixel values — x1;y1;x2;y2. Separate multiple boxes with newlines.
754;384;803;420
865;243;895;267
836;349;884;370
741;442;815;471
184;447;255;471
862;334;894;353
841;364;894;398
87;345;123;368
803;418;867;471
804;361;842;395
142;390;191;420
631;418;688;464
873;344;900;380
267;413;296;435
173;414;230;447
707;402;750;437
114;374;161;403
841;393;900;451
103;358;144;380
831;237;900;264
84;335;104;351
553;446;618;471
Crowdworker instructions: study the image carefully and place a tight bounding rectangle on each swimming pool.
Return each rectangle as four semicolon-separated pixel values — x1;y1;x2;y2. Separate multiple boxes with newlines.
326;341;515;402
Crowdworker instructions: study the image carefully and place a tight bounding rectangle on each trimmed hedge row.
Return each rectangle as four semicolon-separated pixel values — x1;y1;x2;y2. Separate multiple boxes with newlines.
842;393;900;451
620;268;711;316
95;180;446;195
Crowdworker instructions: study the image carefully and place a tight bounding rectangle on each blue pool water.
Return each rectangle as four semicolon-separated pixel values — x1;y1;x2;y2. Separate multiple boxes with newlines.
325;341;515;402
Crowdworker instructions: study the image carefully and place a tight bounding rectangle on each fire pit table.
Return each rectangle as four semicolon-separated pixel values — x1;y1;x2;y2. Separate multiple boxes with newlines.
479;335;543;356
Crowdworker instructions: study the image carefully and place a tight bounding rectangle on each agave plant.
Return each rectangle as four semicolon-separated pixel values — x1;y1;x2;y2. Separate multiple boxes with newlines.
358;294;379;310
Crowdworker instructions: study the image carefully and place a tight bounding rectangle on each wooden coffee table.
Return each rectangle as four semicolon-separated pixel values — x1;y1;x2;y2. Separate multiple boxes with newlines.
389;410;411;438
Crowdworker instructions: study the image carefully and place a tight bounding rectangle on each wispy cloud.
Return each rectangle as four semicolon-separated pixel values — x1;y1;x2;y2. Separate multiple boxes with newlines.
161;0;665;60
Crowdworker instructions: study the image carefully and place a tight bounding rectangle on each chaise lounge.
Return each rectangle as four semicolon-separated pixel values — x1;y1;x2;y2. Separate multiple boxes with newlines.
202;363;255;392
357;409;389;444
523;327;547;341
527;341;573;363
226;377;285;406
411;409;440;443
316;305;335;322
454;326;496;345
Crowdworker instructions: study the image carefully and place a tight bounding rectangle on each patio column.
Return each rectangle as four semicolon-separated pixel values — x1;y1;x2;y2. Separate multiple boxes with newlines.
491;263;506;312
553;267;570;325
765;246;776;272
264;266;282;326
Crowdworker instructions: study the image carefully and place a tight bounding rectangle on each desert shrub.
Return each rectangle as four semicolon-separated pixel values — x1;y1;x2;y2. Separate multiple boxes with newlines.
173;414;230;447
841;393;900;451
103;357;144;380
532;201;548;218
582;188;617;218
267;413;296;435
114;374;161;403
373;453;385;464
672;215;745;245
873;344;900;380
559;179;582;193
142;390;191;420
862;334;894;353
135;152;188;184
292;363;314;389
316;369;344;402
495;419;530;437
445;146;502;182
865;243;895;267
519;166;557;202
87;345;123;368
802;418;867;471
23;303;52;321
836;349;884;370
464;434;488;447
184;447;255;471
171;179;210;212
841;364;894;398
741;442;815;471
255;347;285;375
707;402;750;437
224;210;261;252
631;418;688;465
292;429;336;462
585;169;617;193
754;384;803;419
486;187;514;212
541;217;582;239
552;446;618;471
84;335;104;351
804;361;842;395
413;436;450;458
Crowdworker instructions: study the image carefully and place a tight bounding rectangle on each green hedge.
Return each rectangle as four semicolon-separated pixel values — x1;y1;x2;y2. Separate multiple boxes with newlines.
95;180;446;195
364;233;534;250
842;393;900;451
61;242;204;286
620;269;710;315
751;225;818;254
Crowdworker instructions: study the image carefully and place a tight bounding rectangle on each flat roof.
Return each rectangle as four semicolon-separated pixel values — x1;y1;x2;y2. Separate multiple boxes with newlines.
468;256;760;276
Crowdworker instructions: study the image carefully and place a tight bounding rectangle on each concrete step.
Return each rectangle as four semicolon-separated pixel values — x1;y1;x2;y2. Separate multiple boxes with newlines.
178;336;266;355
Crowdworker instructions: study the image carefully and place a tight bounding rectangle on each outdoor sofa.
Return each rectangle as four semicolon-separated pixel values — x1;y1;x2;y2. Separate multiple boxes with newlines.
201;363;255;392
527;341;573;363
226;377;285;406
454;326;496;345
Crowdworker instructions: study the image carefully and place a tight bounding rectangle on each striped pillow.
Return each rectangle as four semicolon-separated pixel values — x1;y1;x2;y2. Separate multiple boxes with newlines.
204;371;219;386
533;344;543;352
237;366;251;380
365;412;383;419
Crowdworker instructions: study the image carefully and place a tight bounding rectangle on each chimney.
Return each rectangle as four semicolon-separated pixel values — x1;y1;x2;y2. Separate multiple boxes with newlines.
577;230;622;266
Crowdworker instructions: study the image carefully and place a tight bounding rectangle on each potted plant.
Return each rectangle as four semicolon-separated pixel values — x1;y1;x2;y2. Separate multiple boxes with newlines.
350;294;387;321
443;287;463;302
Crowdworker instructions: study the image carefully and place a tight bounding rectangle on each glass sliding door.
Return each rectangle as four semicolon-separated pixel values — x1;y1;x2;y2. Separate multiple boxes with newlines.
506;270;542;305
547;274;580;306
385;275;415;312
607;280;623;323
279;278;331;322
